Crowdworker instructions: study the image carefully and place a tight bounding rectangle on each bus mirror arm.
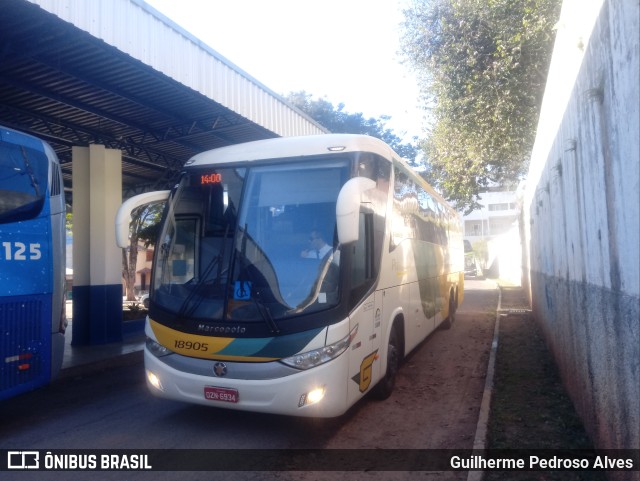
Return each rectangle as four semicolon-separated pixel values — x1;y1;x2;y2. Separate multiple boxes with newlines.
336;177;376;244
115;190;170;247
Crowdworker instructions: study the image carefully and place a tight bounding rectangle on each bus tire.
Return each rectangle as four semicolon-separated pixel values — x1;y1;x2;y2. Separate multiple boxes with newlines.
372;324;400;400
441;289;456;330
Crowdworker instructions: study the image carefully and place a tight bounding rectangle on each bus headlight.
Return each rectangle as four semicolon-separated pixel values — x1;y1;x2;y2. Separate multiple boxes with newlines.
281;325;358;370
146;370;164;391
146;337;172;357
299;386;326;407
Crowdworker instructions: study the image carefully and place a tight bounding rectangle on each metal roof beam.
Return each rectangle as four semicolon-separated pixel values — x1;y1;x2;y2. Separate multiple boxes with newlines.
0;68;231;154
0;103;181;174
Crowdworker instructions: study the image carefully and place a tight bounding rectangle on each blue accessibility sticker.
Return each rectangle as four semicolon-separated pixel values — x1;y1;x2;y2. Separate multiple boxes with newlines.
233;281;252;300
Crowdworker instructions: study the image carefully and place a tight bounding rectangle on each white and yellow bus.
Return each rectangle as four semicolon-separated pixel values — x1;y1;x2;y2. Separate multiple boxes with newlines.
116;134;464;417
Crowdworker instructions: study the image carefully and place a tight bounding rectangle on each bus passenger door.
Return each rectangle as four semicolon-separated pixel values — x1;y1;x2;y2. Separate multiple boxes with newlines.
371;289;384;385
348;295;374;402
347;212;380;402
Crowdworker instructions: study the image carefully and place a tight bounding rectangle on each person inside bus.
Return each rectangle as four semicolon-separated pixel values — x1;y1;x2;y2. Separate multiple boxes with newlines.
301;230;332;259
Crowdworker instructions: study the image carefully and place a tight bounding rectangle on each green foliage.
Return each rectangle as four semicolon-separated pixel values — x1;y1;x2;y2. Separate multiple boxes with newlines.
472;238;489;266
401;0;561;212
135;203;163;248
128;203;163;248
65;212;73;232
122;201;163;301
286;91;419;165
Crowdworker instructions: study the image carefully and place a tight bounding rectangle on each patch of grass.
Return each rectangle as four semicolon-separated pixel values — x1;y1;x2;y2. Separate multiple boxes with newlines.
485;287;605;481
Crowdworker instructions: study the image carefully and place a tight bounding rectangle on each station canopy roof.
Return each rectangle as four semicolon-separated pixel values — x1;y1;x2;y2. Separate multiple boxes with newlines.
0;0;323;199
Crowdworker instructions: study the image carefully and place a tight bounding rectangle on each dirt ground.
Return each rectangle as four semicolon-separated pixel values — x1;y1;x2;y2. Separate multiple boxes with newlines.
328;280;498;451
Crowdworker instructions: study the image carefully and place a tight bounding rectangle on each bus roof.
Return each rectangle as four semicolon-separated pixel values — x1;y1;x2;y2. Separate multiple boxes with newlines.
1;124;46;152
1;124;59;165
186;134;399;167
185;133;458;217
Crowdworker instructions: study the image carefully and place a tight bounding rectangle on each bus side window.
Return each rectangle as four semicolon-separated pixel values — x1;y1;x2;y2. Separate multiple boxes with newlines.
350;212;374;307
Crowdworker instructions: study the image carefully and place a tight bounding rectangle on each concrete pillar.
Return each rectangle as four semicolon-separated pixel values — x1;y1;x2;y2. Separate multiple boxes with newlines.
71;145;123;345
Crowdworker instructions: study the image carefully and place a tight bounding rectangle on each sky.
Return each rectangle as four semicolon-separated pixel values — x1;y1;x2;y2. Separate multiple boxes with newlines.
144;0;425;141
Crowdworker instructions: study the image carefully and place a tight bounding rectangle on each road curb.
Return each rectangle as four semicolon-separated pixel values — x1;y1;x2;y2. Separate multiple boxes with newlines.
467;283;502;481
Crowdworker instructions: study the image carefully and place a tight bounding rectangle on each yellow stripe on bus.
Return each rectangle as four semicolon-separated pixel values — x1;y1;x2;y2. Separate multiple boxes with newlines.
149;319;278;362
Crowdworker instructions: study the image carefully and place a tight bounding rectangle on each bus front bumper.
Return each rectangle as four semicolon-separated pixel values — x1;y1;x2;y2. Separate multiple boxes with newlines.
144;348;350;418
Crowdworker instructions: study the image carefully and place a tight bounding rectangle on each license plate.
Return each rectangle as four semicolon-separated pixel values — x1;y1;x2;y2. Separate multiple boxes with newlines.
204;386;239;403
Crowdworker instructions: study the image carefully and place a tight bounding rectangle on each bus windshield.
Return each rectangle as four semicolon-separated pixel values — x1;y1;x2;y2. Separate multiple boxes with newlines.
0;141;47;223
152;158;350;325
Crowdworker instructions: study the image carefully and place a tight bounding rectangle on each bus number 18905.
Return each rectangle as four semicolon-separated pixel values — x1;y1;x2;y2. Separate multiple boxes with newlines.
174;340;209;352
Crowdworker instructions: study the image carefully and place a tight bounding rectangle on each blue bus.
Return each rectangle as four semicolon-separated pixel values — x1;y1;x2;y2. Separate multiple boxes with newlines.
0;125;67;400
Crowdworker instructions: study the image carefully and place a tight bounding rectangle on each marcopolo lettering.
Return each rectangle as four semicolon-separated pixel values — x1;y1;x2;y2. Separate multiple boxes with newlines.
197;324;246;334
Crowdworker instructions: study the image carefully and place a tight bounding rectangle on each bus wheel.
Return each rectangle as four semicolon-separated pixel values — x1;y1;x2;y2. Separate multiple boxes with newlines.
372;325;400;400
441;291;456;330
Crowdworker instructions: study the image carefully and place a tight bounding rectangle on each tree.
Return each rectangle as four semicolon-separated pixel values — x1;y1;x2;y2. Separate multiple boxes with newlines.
286;91;419;165
400;0;561;212
121;203;163;301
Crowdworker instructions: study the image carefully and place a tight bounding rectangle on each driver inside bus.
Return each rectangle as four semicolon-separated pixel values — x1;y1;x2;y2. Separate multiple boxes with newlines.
301;230;332;259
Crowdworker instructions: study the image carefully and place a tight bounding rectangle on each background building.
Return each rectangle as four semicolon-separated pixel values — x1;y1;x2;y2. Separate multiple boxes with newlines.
461;188;522;285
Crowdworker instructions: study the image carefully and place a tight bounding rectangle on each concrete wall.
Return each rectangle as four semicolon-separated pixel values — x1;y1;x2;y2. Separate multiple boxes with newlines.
523;0;639;454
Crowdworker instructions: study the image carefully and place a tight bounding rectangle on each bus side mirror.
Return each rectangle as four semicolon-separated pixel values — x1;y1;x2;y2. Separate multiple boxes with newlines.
115;190;170;247
336;177;376;244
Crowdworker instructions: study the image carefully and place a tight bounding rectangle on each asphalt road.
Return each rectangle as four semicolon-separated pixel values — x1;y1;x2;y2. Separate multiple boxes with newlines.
0;279;498;481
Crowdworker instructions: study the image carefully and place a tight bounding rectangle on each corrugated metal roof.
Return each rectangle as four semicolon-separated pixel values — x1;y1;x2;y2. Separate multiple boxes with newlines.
0;0;327;198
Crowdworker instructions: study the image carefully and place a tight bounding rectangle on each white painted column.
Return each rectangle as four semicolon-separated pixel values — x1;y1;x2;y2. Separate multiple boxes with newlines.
71;145;123;345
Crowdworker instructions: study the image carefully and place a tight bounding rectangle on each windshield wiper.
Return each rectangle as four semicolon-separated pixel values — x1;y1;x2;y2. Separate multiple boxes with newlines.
20;146;41;197
233;226;280;334
251;288;280;334
175;254;221;322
